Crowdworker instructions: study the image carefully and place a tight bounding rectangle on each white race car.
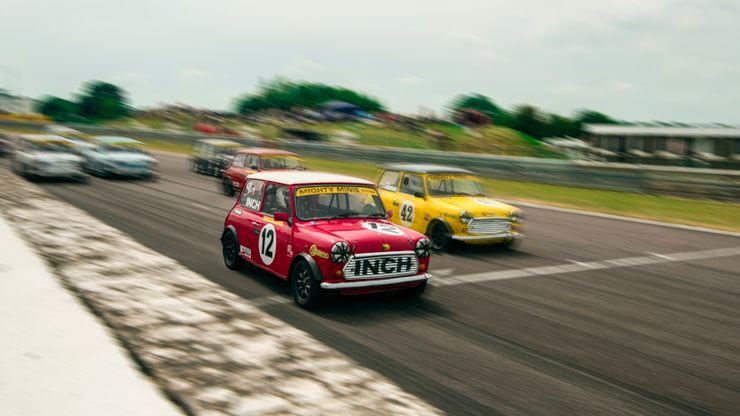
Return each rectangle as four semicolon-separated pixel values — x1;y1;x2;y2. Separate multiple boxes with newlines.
11;134;87;182
83;136;158;179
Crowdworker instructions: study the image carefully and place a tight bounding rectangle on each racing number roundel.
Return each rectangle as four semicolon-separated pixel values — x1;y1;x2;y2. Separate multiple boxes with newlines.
400;201;415;226
258;223;276;265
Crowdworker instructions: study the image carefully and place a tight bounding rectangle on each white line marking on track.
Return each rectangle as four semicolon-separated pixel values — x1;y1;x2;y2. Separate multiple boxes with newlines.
500;199;740;238
431;246;740;287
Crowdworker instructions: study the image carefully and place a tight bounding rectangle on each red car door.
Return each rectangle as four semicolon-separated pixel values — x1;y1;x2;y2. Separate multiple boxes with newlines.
233;178;266;264
253;182;293;278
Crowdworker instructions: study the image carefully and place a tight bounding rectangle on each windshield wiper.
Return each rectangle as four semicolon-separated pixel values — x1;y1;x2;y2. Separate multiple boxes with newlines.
364;212;386;218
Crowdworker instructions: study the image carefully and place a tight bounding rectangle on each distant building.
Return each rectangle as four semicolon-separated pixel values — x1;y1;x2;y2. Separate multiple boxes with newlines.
0;89;35;114
584;124;740;168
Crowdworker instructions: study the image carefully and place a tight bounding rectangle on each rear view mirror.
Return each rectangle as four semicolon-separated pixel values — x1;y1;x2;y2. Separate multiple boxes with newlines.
274;212;289;223
250;165;259;170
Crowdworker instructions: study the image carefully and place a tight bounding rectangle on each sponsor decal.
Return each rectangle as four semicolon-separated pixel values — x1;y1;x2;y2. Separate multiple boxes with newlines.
309;244;329;259
239;245;251;258
399;201;415;226
361;222;404;236
287;244;293;257
352;257;414;276
382;243;391;251
258;224;277;265
295;186;378;197
242;196;261;211
427;174;478;181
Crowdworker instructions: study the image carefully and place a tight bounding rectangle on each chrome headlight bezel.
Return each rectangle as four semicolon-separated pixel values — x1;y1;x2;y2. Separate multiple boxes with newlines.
459;210;473;224
414;238;431;258
330;241;352;263
509;211;525;223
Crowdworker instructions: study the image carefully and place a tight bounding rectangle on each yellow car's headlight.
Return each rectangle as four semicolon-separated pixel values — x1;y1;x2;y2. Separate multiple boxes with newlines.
510;211;525;223
459;210;473;224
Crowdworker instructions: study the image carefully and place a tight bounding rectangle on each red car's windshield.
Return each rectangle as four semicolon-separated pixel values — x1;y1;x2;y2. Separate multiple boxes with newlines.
294;185;386;220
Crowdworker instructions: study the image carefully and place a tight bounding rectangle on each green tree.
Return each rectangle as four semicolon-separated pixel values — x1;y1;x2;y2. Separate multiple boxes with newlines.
77;81;130;121
574;110;617;125
511;105;547;139
449;93;509;125
544;114;581;138
36;97;79;122
235;78;385;114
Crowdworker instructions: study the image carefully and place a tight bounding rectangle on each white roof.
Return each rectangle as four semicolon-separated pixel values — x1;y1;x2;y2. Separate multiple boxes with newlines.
249;171;374;186
585;124;740;138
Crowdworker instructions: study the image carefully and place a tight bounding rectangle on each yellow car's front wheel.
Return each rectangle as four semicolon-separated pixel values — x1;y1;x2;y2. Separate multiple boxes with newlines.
428;221;450;250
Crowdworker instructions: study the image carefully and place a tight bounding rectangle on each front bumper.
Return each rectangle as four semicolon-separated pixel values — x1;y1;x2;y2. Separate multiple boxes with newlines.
34;166;84;177
451;231;523;241
108;166;155;176
320;273;432;289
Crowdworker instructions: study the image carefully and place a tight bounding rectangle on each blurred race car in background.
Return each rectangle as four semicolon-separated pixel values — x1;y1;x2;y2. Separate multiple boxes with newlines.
0;129;13;156
10;134;86;182
376;164;524;250
82;136;158;179
189;138;240;177
220;147;305;196
44;125;94;147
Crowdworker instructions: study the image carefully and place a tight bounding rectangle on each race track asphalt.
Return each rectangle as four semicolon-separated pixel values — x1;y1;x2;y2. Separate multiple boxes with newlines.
4;153;740;416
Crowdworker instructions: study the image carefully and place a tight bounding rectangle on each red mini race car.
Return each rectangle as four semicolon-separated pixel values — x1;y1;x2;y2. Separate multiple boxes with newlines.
220;148;305;196
220;171;433;308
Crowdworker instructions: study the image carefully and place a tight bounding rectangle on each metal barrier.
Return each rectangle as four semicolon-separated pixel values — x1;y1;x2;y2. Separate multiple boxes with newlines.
3;120;740;201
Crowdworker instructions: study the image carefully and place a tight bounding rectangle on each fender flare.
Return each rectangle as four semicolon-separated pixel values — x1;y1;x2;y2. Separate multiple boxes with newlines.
293;253;324;282
426;217;454;236
221;225;238;242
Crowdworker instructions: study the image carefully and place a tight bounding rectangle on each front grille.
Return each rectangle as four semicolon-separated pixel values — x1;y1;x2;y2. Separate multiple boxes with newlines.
343;251;419;280
467;218;511;235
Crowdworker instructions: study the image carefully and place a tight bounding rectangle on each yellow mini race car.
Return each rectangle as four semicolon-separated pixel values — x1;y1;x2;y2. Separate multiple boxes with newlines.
376;164;524;250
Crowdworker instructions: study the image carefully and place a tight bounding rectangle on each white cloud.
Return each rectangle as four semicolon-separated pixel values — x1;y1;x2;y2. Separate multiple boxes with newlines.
396;76;426;87
177;69;210;81
608;81;637;91
547;84;588;95
449;31;488;46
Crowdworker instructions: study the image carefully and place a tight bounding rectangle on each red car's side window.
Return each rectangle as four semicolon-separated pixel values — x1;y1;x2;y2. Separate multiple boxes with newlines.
240;179;265;211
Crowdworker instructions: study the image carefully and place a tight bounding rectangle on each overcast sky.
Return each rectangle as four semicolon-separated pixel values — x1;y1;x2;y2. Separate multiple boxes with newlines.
1;0;738;122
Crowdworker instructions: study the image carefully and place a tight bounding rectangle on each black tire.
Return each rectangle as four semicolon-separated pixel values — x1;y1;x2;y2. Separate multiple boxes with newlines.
400;281;427;299
428;221;450;250
221;231;244;270
222;177;235;197
501;238;521;250
291;261;323;309
192;159;200;174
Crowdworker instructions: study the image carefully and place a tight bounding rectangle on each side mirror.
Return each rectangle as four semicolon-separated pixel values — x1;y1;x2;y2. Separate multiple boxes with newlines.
274;212;289;223
414;191;425;199
386;209;393;219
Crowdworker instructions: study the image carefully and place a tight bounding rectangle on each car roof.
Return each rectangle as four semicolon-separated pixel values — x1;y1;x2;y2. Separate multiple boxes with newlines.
94;136;143;145
249;171;374;186
196;138;240;146
383;163;475;174
236;147;299;156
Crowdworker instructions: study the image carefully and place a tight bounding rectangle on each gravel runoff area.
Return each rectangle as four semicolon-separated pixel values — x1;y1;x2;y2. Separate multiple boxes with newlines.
0;169;442;416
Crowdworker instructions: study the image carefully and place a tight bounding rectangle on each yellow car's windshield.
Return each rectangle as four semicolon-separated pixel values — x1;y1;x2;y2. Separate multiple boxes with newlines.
427;175;485;197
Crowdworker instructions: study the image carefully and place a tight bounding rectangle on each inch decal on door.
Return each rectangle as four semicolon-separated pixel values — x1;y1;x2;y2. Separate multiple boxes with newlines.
258;223;276;265
399;201;415;227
